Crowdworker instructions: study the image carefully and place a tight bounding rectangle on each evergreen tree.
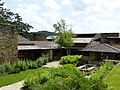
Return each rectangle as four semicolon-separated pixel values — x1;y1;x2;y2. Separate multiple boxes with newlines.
0;1;33;36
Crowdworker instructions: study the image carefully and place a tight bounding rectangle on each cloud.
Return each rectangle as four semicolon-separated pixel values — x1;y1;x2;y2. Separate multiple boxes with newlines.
11;0;22;2
83;0;120;13
8;0;120;33
11;3;52;32
43;0;61;10
61;0;71;6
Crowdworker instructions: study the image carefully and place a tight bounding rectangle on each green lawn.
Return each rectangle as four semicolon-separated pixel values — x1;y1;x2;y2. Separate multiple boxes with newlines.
105;64;120;90
0;67;49;87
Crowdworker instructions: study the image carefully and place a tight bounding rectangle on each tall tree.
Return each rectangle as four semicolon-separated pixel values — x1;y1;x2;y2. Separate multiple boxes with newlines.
0;1;33;36
53;19;75;54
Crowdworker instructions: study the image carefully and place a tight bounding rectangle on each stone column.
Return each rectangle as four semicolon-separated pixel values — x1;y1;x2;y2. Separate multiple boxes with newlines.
0;24;18;62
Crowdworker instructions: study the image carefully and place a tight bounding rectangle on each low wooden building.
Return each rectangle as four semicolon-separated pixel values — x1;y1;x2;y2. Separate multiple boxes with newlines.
18;35;66;61
80;33;120;63
18;32;120;63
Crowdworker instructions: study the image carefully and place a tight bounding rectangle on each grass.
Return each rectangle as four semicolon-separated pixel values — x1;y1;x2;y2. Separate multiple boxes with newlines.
0;67;49;87
105;64;120;90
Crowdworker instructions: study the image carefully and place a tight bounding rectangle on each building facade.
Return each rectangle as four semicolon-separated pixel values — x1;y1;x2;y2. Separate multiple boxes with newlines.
0;24;17;62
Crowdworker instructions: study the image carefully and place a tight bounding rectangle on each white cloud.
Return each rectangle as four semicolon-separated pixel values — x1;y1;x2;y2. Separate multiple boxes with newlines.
43;0;61;10
11;0;22;2
61;0;71;6
11;3;52;32
8;0;120;33
83;0;120;13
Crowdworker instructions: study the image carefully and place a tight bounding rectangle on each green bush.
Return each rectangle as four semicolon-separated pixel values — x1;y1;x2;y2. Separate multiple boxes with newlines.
3;61;15;74
14;60;28;71
0;64;6;76
40;55;49;65
60;55;84;66
25;64;107;90
91;62;114;80
36;58;44;67
27;61;38;69
0;56;48;76
36;56;48;66
89;62;112;90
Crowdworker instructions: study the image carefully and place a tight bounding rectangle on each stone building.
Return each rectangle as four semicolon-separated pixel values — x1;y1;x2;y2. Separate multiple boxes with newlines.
0;24;17;62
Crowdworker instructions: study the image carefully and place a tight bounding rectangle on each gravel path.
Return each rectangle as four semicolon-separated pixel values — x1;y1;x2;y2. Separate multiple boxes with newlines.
0;61;60;90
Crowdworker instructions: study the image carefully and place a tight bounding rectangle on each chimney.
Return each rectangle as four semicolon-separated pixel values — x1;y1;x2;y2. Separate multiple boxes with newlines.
33;33;47;41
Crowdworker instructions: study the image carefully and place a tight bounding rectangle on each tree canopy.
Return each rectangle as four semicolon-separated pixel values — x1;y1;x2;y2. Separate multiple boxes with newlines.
53;19;75;48
0;1;33;36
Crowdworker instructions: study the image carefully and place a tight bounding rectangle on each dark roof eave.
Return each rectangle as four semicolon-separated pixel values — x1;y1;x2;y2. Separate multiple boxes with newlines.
18;48;60;50
80;50;120;54
18;43;35;45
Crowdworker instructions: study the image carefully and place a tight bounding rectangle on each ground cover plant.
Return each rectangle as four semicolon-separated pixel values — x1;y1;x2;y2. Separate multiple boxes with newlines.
0;56;48;76
24;64;107;90
91;62;115;80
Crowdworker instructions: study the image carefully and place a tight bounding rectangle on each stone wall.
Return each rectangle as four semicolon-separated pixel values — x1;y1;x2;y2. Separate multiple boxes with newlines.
0;24;18;62
33;33;47;41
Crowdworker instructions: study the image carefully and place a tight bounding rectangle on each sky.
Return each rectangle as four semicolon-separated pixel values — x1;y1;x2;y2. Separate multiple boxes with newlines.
2;0;120;33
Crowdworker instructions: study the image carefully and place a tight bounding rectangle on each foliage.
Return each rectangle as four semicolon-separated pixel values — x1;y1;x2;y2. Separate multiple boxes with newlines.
0;56;48;76
89;78;107;90
25;64;107;90
91;62;114;80
27;61;38;69
0;3;33;36
105;64;120;90
53;19;76;48
60;55;84;66
14;60;28;71
36;58;44;67
89;62;115;90
2;61;14;74
0;67;49;87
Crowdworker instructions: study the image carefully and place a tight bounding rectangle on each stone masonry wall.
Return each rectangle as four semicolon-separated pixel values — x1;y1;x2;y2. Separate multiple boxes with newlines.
0;24;18;62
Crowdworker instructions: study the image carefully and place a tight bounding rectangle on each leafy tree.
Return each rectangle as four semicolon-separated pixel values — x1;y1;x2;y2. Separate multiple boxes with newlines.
53;19;76;55
0;1;33;36
53;19;75;48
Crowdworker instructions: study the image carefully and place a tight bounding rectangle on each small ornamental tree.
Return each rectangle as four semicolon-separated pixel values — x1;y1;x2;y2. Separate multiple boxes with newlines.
53;19;76;54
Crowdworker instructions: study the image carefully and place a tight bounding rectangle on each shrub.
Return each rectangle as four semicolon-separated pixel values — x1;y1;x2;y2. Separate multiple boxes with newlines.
0;64;6;76
0;55;48;76
60;55;84;66
91;62;114;80
14;60;28;71
36;56;48;66
3;61;15;74
40;55;49;65
24;64;107;90
27;61;38;69
36;58;44;67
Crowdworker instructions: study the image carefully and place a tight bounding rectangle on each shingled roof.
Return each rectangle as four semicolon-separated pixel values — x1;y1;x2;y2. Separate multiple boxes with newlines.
81;43;120;53
18;35;58;50
32;41;58;49
18;35;34;45
81;33;120;53
72;38;92;43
